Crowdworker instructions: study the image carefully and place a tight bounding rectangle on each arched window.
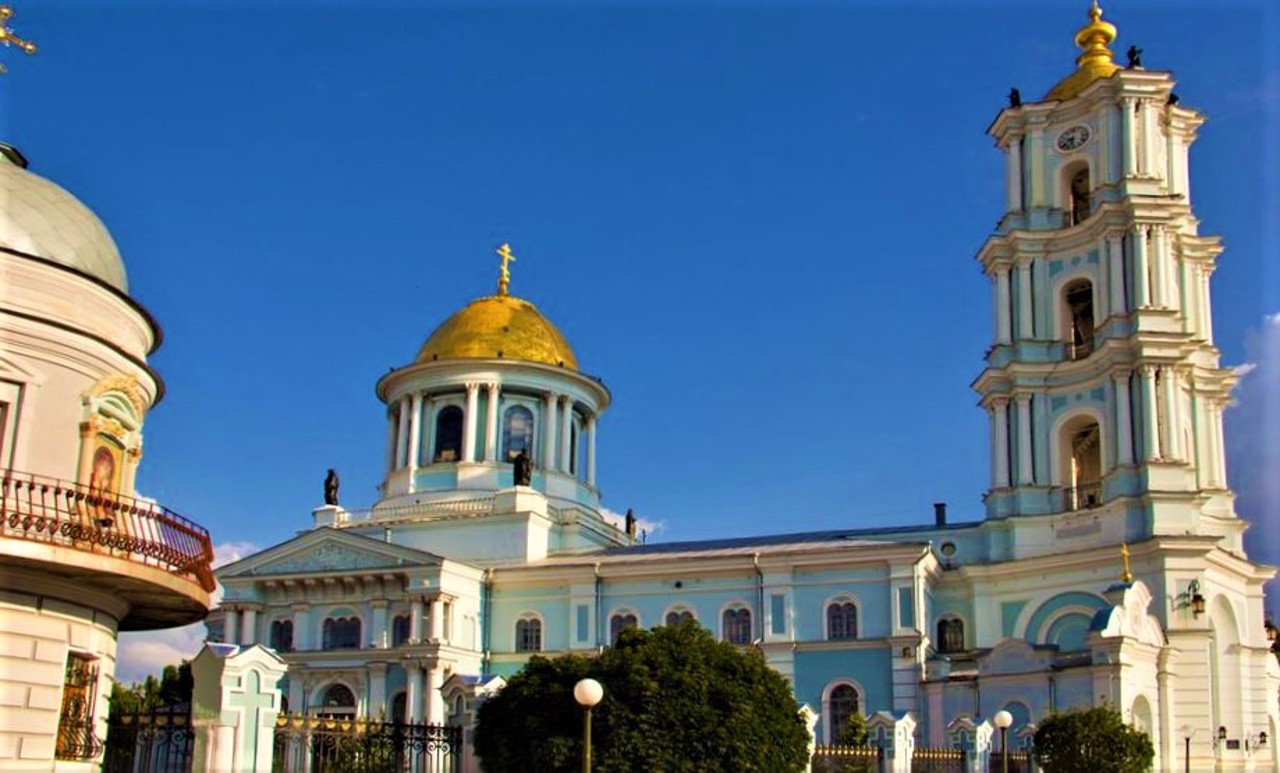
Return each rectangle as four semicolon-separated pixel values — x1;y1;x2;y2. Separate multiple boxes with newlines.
515;617;542;652
434;406;464;463
827;684;861;744
392;615;411;647
722;607;752;645
391;692;407;723
609;612;638;645
501;405;534;461
320;684;356;717
322;616;362;650
569;423;578;475
827;601;858;640
1059;415;1102;511
665;609;695;627
1063;279;1094;360
937;617;965;653
1069;166;1091;225
270;619;294;652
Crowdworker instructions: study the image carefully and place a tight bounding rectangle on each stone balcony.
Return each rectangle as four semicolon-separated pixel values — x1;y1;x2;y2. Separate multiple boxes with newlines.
0;470;215;629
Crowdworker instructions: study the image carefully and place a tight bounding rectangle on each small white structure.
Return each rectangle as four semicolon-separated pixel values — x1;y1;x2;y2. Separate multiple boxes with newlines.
190;644;288;773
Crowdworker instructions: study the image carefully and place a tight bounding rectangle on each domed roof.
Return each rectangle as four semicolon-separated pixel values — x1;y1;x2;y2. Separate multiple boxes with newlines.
0;148;127;291
1044;1;1121;102
416;293;579;370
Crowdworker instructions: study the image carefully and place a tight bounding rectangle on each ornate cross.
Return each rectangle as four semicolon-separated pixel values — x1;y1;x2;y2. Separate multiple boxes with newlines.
0;5;37;74
1120;542;1133;584
496;242;516;296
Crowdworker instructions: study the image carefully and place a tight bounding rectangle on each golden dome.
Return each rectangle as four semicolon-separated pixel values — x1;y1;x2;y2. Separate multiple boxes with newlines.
415;293;579;370
1044;1;1121;102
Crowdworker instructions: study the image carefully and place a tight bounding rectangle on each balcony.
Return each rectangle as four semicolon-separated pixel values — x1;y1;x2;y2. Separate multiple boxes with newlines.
1058;480;1103;512
0;470;215;629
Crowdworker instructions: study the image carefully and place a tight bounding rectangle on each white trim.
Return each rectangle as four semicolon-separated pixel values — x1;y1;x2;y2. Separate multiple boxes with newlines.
822;593;861;641
820;678;866;745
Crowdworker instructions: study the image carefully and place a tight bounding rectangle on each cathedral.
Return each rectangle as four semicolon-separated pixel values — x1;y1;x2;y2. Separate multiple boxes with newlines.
211;4;1280;771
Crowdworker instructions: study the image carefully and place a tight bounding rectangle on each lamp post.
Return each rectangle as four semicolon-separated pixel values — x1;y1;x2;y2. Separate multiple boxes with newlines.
574;678;604;773
993;710;1013;773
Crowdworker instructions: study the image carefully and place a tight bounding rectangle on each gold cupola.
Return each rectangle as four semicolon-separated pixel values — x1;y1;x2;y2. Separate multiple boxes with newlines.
415;244;580;370
1044;0;1121;102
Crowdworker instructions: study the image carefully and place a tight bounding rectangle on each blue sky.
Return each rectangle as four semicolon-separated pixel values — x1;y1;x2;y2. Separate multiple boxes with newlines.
2;1;1278;674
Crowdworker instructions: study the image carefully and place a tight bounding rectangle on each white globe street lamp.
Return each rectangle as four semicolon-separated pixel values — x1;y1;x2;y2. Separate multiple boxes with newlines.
574;678;604;773
993;710;1014;773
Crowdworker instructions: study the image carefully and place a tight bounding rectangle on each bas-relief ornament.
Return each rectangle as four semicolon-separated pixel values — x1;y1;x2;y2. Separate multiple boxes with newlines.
86;374;148;418
251;543;408;575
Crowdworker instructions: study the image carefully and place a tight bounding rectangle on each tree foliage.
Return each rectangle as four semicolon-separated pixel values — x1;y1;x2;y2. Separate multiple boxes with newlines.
474;621;810;773
108;662;193;718
1032;706;1154;773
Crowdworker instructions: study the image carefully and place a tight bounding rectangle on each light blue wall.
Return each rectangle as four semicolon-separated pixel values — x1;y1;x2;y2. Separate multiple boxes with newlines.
792;566;893;640
794;648;893;741
1024;591;1107;642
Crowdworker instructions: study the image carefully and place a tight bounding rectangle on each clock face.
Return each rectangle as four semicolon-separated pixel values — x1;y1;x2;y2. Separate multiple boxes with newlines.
1056;125;1092;152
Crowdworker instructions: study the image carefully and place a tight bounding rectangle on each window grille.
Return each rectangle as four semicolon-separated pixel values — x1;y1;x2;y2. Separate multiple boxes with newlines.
56;653;101;760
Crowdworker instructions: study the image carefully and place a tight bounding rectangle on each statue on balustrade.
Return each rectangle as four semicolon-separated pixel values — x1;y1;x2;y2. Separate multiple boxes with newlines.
512;450;532;487
324;468;340;506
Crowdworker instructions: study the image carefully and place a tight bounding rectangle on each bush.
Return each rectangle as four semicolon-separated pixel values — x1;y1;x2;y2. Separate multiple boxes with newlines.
474;621;810;773
1032;706;1154;773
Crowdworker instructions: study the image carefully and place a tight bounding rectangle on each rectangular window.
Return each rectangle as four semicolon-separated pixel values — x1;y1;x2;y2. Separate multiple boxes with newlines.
56;653;100;760
576;604;589;643
770;594;786;635
0;379;23;469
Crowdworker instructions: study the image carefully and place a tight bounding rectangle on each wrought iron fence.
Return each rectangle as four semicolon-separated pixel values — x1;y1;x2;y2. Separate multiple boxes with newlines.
811;743;882;773
272;714;461;773
0;470;215;592
102;706;195;773
911;746;967;773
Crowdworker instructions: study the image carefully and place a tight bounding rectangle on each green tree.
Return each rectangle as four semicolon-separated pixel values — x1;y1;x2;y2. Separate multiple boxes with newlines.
474;621;810;773
1032;706;1154;773
108;660;195;719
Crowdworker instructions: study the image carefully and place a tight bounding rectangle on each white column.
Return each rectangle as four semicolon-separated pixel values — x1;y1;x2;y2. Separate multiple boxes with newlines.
542;392;559;470
1133;226;1151;308
1150;226;1167;307
429;596;445;642
1178;257;1194;333
462;382;480;462
425;667;445;725
484;382;501;462
1107;233;1126;317
1200;271;1215;343
223;608;239;644
1005;135;1023;213
559;396;573;473
1141;99;1158;177
1161;367;1181;460
1015;395;1034;485
1140;366;1160;461
291;604;310;651
1114;372;1134;466
405;663;423;722
1016;261;1033;340
993;399;1010;488
407;392;423;470
395;397;410;469
420;395;434;465
1212;402;1228;485
1122;97;1138;177
239;608;257;646
409;597;424;644
586;415;598;487
996;269;1012;344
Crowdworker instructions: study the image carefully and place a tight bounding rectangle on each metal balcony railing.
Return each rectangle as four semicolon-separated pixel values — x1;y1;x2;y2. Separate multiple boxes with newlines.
0;470;215;593
1060;480;1103;512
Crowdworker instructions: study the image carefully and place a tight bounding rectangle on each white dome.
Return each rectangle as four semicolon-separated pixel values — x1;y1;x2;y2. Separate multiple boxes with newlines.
0;151;127;291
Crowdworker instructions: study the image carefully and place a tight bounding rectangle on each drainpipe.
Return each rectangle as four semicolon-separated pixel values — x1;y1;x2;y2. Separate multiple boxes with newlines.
753;553;764;643
481;568;493;675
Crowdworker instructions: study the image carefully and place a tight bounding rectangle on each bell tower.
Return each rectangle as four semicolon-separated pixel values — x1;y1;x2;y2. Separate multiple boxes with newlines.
973;2;1240;547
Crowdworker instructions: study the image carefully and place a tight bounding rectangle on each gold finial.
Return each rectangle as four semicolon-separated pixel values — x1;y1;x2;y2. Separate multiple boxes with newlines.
0;5;37;75
1120;542;1134;584
495;242;516;296
1044;1;1121;101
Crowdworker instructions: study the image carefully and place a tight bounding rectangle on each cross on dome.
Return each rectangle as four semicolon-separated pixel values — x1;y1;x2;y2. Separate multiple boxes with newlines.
496;242;516;296
0;5;37;74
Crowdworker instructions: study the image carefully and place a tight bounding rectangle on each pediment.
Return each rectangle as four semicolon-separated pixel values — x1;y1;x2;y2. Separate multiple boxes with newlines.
217;528;442;579
978;639;1056;676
